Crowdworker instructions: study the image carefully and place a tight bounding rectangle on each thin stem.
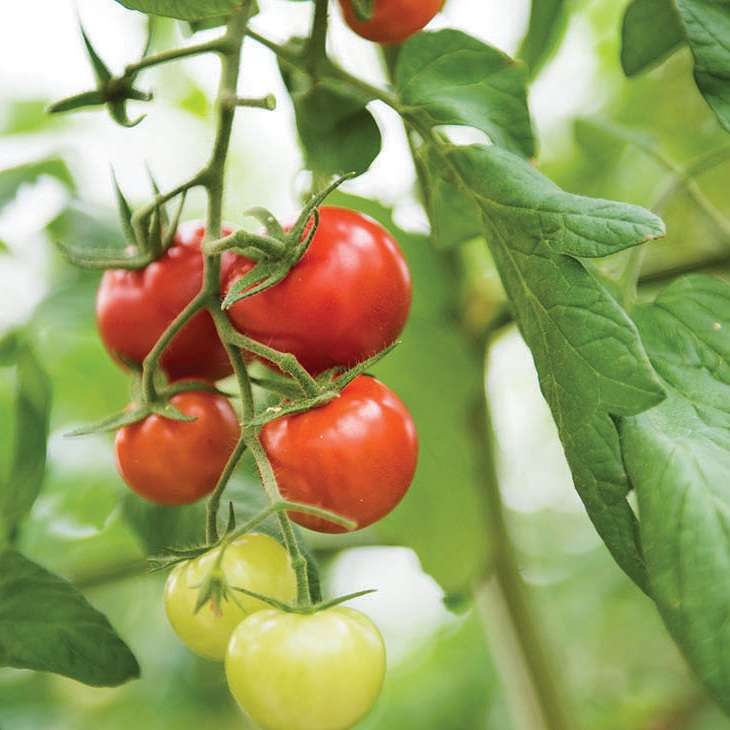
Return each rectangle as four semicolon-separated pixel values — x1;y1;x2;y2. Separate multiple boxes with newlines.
309;0;330;76
123;37;225;77
471;397;573;730
206;437;248;544
247;436;312;607
140;292;207;401
214;313;321;397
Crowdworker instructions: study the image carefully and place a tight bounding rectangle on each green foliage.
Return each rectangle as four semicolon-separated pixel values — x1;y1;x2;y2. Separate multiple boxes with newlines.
674;1;730;133
517;0;570;80
620;0;685;76
0;335;51;548
397;30;535;159
620;274;730;712
0;159;75;214
445;143;666;588
114;0;243;20
280;59;382;178
0;550;139;686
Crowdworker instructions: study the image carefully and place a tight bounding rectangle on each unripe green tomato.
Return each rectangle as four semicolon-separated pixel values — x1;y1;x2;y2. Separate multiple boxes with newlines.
164;534;297;661
225;607;386;730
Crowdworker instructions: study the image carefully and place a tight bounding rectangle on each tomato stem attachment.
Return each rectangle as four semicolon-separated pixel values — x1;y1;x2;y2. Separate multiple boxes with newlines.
246;435;313;607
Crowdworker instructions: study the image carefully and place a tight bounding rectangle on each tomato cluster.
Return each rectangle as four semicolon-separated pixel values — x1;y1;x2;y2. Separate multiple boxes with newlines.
96;206;417;730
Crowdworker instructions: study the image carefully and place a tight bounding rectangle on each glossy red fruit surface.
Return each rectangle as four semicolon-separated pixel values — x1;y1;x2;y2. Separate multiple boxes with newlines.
114;388;240;505
223;207;411;376
337;0;444;44
260;376;418;533
96;221;236;381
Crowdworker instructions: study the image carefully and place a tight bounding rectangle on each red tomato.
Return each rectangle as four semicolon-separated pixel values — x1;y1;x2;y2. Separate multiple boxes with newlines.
96;221;236;381
260;376;418;533
337;0;444;44
114;388;240;505
223;207;411;376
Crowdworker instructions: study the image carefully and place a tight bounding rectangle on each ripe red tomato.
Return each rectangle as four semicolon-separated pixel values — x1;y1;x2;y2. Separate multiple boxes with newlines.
260;376;418;533
223;207;411;376
336;0;444;44
114;388;240;505
96;221;236;381
225;607;386;730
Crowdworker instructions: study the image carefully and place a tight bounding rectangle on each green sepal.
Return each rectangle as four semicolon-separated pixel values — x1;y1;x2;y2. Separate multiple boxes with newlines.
63;406;152;438
46;90;107;115
351;0;374;23
81;25;113;86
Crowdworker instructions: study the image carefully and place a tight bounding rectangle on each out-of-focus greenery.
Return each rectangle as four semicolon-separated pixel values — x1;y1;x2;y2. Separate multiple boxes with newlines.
2;1;730;728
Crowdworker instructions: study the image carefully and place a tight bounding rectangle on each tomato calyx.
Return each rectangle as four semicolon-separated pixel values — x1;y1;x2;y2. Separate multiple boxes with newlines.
350;0;374;22
46;23;153;129
64;376;228;438
227;584;375;615
202;173;354;309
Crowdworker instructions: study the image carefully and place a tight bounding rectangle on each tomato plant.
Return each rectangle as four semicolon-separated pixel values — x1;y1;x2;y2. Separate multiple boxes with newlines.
96;221;236;381
164;533;296;660
114;388;240;505
336;0;444;44
225;606;386;730
260;375;418;533
223;206;411;375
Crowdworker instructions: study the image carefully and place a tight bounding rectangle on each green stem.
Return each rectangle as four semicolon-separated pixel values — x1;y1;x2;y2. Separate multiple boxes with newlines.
123;37;225;77
308;0;330;77
206;436;248;544
472;397;573;730
246;436;312;607
140;292;207;401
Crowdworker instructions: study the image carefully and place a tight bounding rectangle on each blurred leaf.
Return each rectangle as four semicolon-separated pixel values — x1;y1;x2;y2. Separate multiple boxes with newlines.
123;495;206;554
396;29;535;158
1;100;63;135
620;274;730;714
621;0;685;77
417;144;482;249
517;0;570;80
48;204;128;260
674;1;730;134
115;0;243;20
0;549;140;686
0;158;75;214
446;143;666;589
358;613;503;730
0;336;51;547
330;192;493;602
280;57;381;178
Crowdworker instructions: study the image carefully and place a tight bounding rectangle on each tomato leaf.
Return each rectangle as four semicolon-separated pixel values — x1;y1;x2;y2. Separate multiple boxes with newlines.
673;0;730;133
328;192;493;603
0;550;140;686
620;0;685;77
114;0;243;21
396;30;535;159
446;144;666;589
122;494;206;554
619;275;730;713
0;336;51;547
517;0;570;80
280;58;382;178
0;158;75;215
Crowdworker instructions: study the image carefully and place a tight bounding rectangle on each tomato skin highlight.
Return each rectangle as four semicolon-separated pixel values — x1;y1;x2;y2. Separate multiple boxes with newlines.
96;221;236;381
225;607;386;730
223;207;411;376
164;534;296;661
337;0;444;44
114;388;240;505
260;376;418;533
